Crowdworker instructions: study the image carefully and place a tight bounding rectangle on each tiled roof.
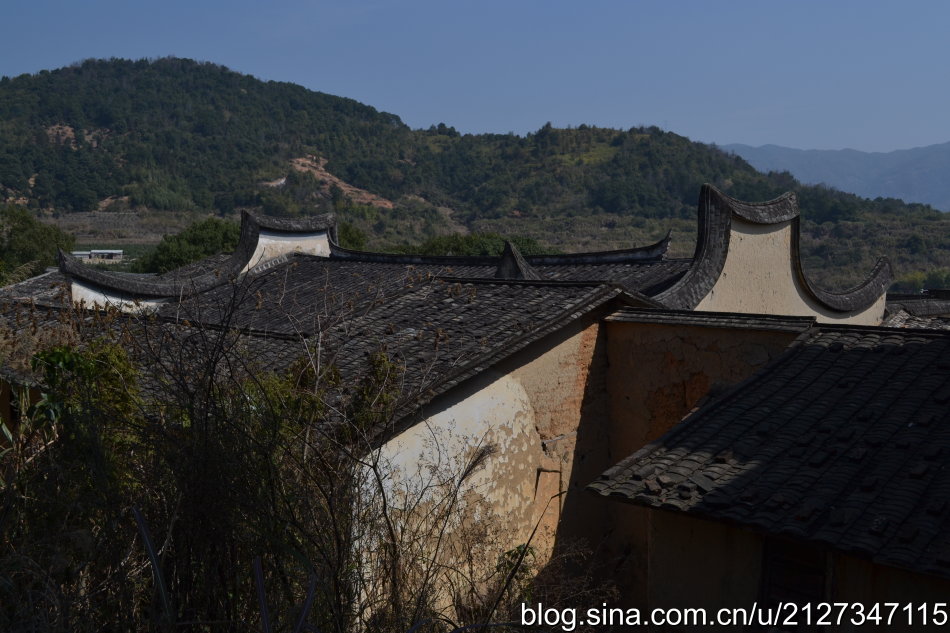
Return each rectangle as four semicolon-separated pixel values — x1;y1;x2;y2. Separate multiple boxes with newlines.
494;242;541;280
50;207;686;305
605;307;816;332
48;186;892;319
0;270;71;306
159;268;652;419
533;259;690;295
2;272;646;442
0;297;307;393
882;310;950;331
319;279;639;424
887;290;950;318
158;253;669;336
589;325;950;579
58;211;336;298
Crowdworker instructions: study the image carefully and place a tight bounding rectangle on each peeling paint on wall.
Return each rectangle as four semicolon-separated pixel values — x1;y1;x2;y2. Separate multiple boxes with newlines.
603;320;799;608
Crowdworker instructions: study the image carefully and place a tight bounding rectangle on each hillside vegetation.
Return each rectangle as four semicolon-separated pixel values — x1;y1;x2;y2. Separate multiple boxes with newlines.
1;58;949;289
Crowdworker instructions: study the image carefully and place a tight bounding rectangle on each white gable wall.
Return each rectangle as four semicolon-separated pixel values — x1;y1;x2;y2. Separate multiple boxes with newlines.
695;217;885;325
242;229;331;273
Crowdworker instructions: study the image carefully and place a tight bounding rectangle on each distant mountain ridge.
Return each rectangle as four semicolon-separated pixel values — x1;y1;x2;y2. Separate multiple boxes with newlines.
724;142;950;211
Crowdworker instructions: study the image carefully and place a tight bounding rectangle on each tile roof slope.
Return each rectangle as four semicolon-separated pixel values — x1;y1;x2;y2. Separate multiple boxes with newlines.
57;211;336;298
494;242;541;280
159;255;496;335
606;306;817;332
160;252;676;336
161;262;649;400
887;290;950;318
54;221;683;303
318;278;640;427
882;310;950;331
533;259;690;294
589;325;950;580
2;272;646;449
0;270;71;306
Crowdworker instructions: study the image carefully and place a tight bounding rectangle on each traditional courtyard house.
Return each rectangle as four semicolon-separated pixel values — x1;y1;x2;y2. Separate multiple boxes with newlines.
2;184;922;613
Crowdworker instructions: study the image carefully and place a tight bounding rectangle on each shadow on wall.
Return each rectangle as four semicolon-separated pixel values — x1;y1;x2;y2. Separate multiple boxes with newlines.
591;334;950;624
583;320;801;608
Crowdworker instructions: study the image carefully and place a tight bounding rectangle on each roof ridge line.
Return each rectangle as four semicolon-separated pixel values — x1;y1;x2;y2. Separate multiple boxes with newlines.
494;241;542;280
327;234;672;265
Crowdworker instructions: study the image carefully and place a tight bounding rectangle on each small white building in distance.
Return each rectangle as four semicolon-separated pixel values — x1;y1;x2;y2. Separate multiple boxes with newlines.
70;249;124;264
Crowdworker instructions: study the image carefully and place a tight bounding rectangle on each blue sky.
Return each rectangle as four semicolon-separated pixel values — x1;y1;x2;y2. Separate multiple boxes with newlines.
2;0;948;152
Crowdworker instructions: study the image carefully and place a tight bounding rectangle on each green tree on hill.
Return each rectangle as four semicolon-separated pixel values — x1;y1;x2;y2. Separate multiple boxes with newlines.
132;217;240;274
0;204;75;283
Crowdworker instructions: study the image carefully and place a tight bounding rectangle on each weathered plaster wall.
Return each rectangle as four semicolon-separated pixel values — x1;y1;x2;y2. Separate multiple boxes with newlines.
380;317;611;568
695;218;885;325
376;370;542;546
603;320;796;608
70;280;167;312
611;512;950;628
606;321;796;454
506;320;610;553
243;230;331;273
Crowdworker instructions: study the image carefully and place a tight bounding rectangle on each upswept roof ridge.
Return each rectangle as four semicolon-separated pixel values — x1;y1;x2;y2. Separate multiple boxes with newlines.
494;241;542;280
59;211;336;299
59;210;674;301
654;184;892;313
326;232;672;266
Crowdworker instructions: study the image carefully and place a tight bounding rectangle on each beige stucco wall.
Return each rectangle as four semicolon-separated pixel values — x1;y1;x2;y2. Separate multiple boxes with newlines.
378;318;609;567
695;217;886;325
375;370;542;546
242;229;331;273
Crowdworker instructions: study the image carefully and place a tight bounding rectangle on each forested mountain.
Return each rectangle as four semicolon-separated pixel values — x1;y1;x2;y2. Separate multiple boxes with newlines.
725;142;950;212
1;57;949;289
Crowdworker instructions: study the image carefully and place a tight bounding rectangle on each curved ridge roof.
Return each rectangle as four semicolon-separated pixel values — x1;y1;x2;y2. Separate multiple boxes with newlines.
654;184;892;313
326;231;672;266
59;211;336;299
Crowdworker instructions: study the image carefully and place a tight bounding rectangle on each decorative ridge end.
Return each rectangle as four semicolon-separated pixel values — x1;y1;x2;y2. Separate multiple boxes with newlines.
796;254;893;313
701;183;799;224
656;185;889;314
244;210;336;233
59;212;337;300
495;242;543;280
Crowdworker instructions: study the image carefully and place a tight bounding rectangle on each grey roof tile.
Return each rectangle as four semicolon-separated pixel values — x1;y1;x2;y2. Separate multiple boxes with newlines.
590;325;950;580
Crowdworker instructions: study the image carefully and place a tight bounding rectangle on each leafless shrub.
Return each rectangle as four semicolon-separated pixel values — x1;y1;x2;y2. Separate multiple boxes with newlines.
1;276;611;632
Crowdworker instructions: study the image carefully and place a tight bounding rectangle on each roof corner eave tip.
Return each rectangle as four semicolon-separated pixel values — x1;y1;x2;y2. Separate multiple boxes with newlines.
798;255;894;315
